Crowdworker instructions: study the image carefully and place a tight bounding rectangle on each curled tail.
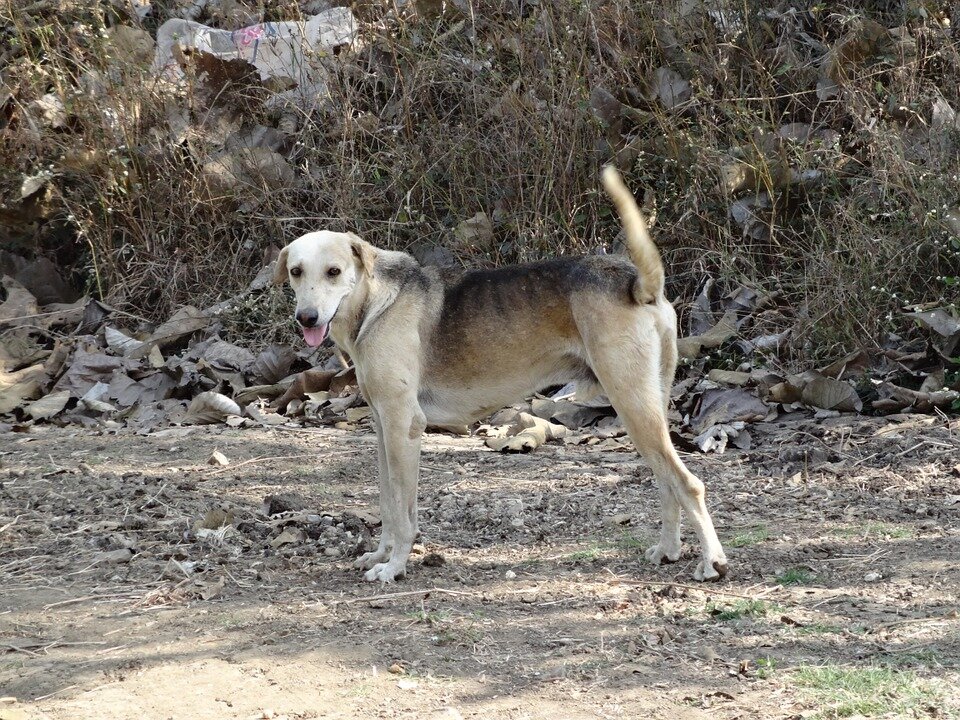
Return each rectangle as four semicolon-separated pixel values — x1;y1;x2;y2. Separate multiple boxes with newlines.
601;165;664;305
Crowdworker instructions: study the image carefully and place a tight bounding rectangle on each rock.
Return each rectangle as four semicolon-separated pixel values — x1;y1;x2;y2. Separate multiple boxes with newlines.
453;212;494;251
93;548;134;564
0;708;29;720
271;527;306;548
207;450;229;466
422;552;445;567
196;507;234;529
863;571;882;582
699;646;720;663
261;493;307;515
29;94;68;128
604;513;632;528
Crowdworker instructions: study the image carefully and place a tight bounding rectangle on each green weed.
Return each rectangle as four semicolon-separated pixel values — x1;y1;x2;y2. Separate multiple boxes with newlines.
728;526;769;548
794;665;949;718
776;568;814;586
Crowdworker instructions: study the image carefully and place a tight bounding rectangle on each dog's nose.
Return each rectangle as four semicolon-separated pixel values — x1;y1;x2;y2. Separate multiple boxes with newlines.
296;308;319;327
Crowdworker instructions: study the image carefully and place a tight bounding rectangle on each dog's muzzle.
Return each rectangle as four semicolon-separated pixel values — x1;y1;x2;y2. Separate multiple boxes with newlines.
296;308;329;347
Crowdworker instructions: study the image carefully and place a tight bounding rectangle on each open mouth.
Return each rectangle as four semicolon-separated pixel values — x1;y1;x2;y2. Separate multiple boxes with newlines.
301;323;329;347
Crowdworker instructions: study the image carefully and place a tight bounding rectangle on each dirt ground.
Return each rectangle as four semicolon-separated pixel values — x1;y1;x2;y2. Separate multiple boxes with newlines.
1;412;959;720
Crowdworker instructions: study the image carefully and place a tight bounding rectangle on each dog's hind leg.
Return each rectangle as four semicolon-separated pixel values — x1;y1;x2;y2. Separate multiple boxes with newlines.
582;320;728;581
361;392;426;583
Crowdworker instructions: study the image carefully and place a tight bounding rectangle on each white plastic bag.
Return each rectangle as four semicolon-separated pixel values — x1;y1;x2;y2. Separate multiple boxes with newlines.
152;7;358;107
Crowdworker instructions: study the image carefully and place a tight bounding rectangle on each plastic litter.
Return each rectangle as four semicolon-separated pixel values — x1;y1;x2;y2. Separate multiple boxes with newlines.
152;7;358;107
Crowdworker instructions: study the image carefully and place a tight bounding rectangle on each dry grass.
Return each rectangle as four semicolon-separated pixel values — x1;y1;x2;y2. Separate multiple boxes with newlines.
1;0;958;357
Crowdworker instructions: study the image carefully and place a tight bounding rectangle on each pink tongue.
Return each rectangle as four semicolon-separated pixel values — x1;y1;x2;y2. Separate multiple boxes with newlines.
302;324;328;347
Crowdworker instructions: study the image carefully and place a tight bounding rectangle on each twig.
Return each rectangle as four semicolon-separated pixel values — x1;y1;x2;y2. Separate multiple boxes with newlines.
43;593;132;610
203;451;354;477
271;426;378;442
610;578;780;602
896;441;930;457
33;684;79;702
331;587;477;605
0;516;20;533
875;616;956;631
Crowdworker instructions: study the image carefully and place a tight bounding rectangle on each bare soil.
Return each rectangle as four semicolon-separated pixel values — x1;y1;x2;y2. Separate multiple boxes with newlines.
2;413;959;719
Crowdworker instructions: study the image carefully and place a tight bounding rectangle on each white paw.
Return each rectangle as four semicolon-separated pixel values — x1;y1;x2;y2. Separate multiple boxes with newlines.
363;561;406;583
354;548;390;570
693;554;729;582
645;542;681;565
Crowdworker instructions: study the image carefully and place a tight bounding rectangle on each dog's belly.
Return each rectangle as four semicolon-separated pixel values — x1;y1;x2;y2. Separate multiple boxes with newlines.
418;355;593;426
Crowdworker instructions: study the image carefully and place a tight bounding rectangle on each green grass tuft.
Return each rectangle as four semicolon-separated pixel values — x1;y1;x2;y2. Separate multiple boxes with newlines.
776;567;814;586
794;665;949;718
728;526;769;548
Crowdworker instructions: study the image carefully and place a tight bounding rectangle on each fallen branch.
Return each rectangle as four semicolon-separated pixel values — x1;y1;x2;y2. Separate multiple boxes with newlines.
203;449;358;477
331;587;477;605
601;569;781;602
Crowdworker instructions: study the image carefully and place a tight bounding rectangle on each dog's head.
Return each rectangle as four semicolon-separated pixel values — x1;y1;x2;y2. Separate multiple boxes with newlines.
273;231;376;346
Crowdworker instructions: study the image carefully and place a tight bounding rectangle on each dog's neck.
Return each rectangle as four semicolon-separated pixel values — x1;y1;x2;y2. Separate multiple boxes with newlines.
330;254;405;357
329;272;369;357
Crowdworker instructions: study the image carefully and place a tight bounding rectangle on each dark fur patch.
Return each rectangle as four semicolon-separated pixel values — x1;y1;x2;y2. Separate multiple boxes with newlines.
377;253;431;293
439;256;638;317
424;256;637;378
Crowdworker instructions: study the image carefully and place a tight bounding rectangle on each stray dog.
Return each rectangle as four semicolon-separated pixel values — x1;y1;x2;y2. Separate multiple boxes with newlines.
273;167;729;583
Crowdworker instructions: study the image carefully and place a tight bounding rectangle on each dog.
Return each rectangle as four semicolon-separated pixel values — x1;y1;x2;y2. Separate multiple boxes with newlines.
272;166;728;583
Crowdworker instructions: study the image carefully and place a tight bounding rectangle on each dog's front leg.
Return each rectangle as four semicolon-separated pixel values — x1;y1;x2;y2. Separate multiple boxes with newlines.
362;393;425;583
354;407;394;571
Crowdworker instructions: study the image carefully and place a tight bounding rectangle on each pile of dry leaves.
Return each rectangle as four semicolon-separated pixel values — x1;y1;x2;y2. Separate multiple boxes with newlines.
2;263;957;451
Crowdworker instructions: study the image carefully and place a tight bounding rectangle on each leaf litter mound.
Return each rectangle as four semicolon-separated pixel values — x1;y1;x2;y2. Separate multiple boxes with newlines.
1;259;957;449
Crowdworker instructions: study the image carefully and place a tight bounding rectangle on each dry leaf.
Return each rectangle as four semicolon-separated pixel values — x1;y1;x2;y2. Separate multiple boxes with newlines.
677;310;739;360
145;306;212;351
0;377;43;414
147;344;165;368
707;369;751;386
689;389;770;434
768;381;803;404
250;344;297;384
201;339;255;371
0;277;39;326
184;391;241;424
105;326;144;355
650;67;691;110
800;375;862;412
25;390;71;419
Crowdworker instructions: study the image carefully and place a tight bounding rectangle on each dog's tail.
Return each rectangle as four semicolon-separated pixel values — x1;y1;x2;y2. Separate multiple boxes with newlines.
601;165;664;305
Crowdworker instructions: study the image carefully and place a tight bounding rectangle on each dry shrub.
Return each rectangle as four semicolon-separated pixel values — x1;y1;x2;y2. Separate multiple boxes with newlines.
1;0;958;359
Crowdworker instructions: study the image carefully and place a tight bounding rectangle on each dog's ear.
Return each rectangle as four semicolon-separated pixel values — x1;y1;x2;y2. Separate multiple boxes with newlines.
272;246;290;285
347;232;377;274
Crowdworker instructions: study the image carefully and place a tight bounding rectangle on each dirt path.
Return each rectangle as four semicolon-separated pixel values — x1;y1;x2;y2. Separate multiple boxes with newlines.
1;414;959;719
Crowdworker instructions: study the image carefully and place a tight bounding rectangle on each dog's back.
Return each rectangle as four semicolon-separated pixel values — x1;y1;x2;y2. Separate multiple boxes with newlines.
416;254;649;425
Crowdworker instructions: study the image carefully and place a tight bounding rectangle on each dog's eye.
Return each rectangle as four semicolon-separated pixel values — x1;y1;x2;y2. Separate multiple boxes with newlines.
290;267;302;278
327;267;341;278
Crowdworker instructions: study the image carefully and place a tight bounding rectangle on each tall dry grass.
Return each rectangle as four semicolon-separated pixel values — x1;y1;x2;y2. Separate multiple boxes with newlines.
1;0;958;360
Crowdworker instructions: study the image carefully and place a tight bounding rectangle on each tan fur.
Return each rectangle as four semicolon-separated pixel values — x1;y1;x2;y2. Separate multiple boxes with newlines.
272;169;729;584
